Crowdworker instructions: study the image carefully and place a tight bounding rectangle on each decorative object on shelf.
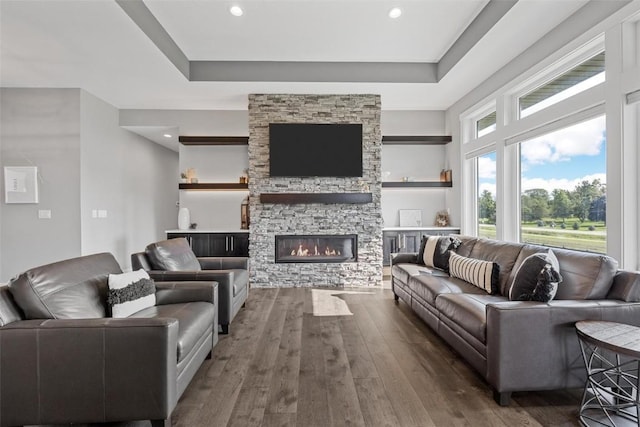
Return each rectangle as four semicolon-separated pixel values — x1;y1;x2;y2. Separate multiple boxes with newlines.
399;209;422;227
189;223;198;230
239;176;248;184
435;209;450;227
401;176;410;182
186;167;197;183
178;207;191;230
240;196;250;229
180;172;188;183
440;169;447;182
445;169;452;182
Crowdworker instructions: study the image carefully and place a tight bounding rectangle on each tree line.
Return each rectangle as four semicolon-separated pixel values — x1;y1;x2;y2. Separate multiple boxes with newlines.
479;179;606;224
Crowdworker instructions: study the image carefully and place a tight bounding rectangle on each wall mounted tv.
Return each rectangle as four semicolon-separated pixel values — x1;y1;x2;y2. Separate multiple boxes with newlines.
269;123;363;177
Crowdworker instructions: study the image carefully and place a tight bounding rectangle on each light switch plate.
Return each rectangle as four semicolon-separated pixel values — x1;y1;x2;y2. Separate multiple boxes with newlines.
38;209;51;219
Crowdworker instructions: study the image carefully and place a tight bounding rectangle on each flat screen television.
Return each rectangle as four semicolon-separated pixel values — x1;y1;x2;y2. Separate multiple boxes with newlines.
269;123;363;177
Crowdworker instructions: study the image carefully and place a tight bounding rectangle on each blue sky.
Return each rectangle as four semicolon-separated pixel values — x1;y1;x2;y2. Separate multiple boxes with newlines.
478;115;606;196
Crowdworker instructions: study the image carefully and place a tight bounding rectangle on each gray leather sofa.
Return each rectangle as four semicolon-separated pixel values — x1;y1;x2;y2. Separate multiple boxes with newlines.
0;252;218;427
392;235;640;405
132;237;249;334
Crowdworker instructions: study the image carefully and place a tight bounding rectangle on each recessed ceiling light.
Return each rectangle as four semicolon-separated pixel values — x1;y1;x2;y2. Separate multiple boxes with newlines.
230;5;243;17
388;7;402;19
163;134;172;138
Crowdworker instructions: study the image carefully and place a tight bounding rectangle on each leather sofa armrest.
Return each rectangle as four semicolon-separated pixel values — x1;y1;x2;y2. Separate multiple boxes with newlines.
154;281;217;306
148;271;234;325
198;257;249;270
0;318;178;426
486;300;640;394
391;252;418;265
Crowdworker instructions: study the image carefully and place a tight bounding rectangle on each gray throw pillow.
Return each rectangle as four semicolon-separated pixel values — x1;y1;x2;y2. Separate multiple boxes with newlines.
145;238;202;271
509;250;562;302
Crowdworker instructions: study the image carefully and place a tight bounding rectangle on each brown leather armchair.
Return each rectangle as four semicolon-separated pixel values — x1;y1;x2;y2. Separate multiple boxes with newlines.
0;252;218;427
131;237;249;334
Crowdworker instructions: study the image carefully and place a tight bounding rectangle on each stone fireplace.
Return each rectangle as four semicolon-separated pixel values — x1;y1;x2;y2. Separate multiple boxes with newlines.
248;94;383;287
275;234;357;263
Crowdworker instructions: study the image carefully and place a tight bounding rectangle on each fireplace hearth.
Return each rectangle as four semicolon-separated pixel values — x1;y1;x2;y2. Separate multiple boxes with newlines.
275;234;357;263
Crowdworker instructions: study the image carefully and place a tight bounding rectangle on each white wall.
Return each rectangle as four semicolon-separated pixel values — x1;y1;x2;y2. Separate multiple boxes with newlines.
0;88;82;281
179;144;248;230
80;91;178;269
380;110;449;227
0;88;179;281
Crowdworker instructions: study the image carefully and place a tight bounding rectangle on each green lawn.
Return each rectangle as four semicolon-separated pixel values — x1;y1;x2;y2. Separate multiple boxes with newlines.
478;220;606;253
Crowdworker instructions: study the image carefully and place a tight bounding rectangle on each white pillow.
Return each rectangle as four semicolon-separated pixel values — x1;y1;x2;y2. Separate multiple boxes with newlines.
107;269;156;318
449;252;499;294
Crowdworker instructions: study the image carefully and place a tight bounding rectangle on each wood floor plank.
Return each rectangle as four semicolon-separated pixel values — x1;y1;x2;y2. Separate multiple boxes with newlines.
353;377;402;427
296;313;332;427
320;318;367;427
266;288;305;414
349;301;437;427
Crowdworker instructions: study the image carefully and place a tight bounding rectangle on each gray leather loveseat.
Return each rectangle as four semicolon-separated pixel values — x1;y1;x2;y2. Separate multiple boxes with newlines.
0;252;218;427
392;235;640;405
132;237;249;334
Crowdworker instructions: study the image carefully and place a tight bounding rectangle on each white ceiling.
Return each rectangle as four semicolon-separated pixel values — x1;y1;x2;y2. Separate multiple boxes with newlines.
0;0;590;115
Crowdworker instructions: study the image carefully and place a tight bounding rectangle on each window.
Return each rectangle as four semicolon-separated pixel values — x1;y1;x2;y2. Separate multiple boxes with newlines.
477;152;496;239
518;115;606;252
476;111;496;138
519;52;605;118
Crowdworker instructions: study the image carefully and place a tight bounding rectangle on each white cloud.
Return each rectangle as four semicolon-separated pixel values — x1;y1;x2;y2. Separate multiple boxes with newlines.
521;115;605;165
478;155;496;179
479;182;496;197
521;173;606;194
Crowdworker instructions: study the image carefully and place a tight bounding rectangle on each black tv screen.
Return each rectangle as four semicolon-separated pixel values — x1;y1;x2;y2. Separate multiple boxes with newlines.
269;123;363;177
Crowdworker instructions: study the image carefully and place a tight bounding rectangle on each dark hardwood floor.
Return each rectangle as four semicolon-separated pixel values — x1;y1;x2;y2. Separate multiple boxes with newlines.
36;287;581;427
170;287;582;427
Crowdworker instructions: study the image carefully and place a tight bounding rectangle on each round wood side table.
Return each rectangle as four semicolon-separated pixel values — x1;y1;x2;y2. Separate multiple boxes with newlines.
576;320;640;426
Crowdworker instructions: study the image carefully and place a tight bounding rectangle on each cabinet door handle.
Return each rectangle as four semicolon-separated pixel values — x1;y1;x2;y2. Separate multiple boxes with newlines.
230;236;234;252
225;236;229;252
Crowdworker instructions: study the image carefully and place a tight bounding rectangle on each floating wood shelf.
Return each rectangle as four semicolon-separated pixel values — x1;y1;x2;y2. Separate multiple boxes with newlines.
382;181;452;188
179;183;249;190
382;135;452;145
179;136;249;145
260;193;373;204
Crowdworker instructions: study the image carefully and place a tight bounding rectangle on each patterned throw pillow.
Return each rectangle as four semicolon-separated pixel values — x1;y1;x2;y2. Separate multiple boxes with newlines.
509;250;562;302
418;236;461;271
107;269;156;318
449;252;500;294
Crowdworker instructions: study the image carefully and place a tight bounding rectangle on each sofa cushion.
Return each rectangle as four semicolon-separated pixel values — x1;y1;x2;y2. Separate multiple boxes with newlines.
420;235;461;271
107;269;156;318
130;301;215;363
509;250;561;302
449;252;499;294
8;253;122;319
436;293;508;344
392;263;442;285
145;238;201;272
409;273;485;306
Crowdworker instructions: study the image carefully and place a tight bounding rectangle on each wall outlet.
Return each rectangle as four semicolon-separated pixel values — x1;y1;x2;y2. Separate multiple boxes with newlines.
98;209;108;218
92;209;98;218
38;209;52;219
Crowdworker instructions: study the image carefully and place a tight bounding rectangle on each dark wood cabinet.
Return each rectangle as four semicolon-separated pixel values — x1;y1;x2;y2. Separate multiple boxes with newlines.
167;232;249;257
382;228;460;266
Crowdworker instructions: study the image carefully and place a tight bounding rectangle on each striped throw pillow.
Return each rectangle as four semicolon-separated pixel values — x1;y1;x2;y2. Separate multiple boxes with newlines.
449;252;499;294
107;269;156;318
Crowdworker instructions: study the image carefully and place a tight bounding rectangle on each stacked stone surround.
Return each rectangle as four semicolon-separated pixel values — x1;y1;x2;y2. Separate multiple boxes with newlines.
248;94;383;287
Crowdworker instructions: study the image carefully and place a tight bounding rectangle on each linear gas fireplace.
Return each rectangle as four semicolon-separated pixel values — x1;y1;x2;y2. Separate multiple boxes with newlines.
275;234;357;263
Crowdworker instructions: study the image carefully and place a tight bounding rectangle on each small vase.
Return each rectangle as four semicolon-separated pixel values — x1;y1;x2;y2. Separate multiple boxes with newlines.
178;207;190;230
